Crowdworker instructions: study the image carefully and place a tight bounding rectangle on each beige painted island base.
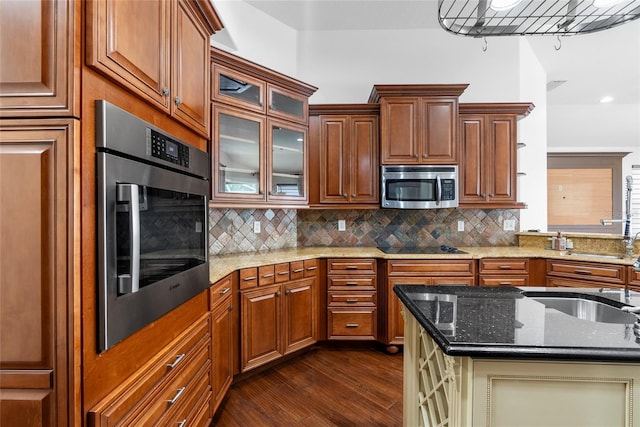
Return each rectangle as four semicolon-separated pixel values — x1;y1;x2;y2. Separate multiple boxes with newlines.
403;310;640;427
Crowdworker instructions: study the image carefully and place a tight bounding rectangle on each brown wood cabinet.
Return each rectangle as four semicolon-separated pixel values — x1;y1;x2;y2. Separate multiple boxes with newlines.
369;84;468;165
87;314;212;426
0;119;78;427
240;262;317;372
308;104;380;208
326;259;378;340
211;48;317;207
0;0;80;117
383;259;475;347
628;266;640;291
546;259;626;288
86;0;222;136
458;103;534;208
479;258;530;287
210;275;235;417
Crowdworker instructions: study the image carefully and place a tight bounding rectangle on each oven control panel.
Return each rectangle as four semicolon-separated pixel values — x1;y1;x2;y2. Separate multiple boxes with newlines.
149;129;190;168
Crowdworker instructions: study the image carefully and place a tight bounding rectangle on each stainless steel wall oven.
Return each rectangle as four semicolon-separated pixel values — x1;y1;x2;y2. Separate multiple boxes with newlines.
96;100;209;352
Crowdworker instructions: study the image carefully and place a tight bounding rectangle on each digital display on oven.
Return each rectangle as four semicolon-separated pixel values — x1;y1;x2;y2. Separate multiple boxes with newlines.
165;140;178;158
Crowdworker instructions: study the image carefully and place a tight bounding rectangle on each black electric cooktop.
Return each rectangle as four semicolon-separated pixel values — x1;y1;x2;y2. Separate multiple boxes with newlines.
378;245;467;254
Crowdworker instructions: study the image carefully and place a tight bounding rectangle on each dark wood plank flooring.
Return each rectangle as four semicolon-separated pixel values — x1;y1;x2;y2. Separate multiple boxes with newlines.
211;345;403;426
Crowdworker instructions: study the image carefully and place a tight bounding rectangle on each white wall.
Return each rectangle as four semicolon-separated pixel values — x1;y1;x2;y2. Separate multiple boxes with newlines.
518;39;548;232
210;0;298;76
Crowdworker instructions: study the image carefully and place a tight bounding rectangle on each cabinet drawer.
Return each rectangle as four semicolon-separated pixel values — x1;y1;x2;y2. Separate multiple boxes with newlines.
387;259;475;276
259;265;276;286
328;276;376;291
88;316;210;426
210;274;233;309
239;267;258;289
479;276;529;287
290;260;305;280
546;260;625;285
128;339;210;426
328;308;376;339
480;258;529;274
328;291;376;307
275;262;290;283
162;362;211;427
304;259;319;278
546;277;620;289
327;258;376;275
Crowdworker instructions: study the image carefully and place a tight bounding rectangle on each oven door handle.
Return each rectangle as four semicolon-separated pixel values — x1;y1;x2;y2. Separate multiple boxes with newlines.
435;175;441;206
116;183;140;294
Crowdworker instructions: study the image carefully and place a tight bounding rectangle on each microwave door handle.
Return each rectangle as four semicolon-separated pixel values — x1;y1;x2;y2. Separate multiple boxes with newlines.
116;183;141;294
435;176;441;206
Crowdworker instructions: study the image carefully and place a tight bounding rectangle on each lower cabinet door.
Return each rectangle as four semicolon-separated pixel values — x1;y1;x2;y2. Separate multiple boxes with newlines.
241;285;282;372
211;295;233;415
283;277;316;354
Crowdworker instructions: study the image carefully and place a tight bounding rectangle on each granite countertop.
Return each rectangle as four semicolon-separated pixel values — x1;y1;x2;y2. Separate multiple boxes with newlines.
394;284;640;362
208;246;636;283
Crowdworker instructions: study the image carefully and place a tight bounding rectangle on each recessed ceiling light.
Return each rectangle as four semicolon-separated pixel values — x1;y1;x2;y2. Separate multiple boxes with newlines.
600;96;614;103
593;0;624;8
490;0;523;10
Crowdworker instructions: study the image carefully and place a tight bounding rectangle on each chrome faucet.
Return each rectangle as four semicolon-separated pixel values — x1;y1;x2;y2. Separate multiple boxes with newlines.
600;175;634;247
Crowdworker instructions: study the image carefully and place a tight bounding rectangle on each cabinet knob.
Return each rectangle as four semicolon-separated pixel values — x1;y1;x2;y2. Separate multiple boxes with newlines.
342;193;347;198
422;153;428;158
481;193;486;198
351;194;356;198
413;154;418;158
489;193;494;197
161;87;170;96
285;289;291;295
276;291;281;297
174;96;182;107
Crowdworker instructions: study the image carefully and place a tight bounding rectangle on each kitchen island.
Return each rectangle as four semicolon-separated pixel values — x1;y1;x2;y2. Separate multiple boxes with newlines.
394;285;640;427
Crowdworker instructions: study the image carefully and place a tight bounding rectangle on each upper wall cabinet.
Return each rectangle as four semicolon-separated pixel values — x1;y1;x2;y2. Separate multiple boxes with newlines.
86;0;222;137
308;104;380;208
458;103;534;209
210;48;317;207
369;85;468;165
0;0;80;118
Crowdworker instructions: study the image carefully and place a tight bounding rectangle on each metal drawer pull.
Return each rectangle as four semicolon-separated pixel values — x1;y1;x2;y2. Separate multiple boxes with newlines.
262;273;274;278
574;269;593;275
499;282;513;285
293;268;304;273
219;287;231;295
306;266;317;271
243;276;257;281
346;323;359;328
167;387;186;404
346;299;358;303
167;353;185;369
345;282;358;286
345;266;359;270
498;265;512;269
278;271;289;275
177;420;187;427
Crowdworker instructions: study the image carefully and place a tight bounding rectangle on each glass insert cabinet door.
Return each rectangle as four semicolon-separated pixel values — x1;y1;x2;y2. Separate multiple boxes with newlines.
214;107;265;199
267;86;308;124
268;119;307;201
213;66;265;114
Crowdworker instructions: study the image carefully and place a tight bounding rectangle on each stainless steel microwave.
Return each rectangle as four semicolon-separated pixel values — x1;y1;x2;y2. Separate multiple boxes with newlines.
380;165;458;209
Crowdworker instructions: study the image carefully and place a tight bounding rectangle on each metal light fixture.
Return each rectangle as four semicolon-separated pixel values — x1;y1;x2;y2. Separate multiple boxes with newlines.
438;0;640;36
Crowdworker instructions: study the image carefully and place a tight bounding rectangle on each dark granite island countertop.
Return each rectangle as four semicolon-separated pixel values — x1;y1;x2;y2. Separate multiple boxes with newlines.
393;285;640;362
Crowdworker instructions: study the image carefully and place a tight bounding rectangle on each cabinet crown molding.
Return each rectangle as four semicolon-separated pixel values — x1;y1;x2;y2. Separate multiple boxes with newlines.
368;84;469;103
459;102;535;118
309;104;380;115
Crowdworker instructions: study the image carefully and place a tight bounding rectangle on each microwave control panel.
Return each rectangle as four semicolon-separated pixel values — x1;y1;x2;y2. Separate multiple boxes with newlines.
441;179;456;200
149;129;190;168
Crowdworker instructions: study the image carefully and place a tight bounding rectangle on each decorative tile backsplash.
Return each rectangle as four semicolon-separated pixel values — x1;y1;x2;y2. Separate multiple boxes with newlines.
208;208;519;255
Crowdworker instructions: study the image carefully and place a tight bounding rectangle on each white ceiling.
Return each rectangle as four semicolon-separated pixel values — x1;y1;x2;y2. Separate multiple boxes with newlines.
244;0;640;106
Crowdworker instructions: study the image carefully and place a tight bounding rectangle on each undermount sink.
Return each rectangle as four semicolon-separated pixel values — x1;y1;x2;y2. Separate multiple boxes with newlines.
522;292;638;324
